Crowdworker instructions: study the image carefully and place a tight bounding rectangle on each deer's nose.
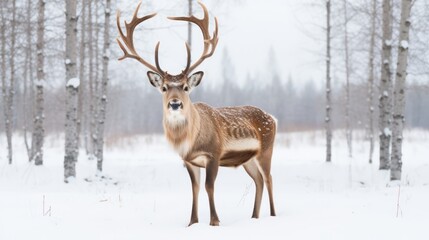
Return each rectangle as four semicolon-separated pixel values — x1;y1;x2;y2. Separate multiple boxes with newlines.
168;99;183;111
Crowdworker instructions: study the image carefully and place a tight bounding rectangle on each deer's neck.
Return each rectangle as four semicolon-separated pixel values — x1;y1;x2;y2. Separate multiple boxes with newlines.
163;104;200;157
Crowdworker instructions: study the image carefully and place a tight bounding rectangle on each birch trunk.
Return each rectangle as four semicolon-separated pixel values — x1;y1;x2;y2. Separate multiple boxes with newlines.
343;0;352;158
367;0;376;164
187;0;193;51
1;6;8;164
32;0;46;166
379;0;393;170
23;0;33;160
391;0;412;181
325;0;332;163
77;1;87;150
6;0;17;164
64;0;79;182
92;0;101;159
87;0;95;157
95;0;111;172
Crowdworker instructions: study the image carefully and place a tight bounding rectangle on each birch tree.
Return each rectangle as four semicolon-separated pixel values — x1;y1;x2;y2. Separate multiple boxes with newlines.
77;1;87;150
367;0;377;164
92;0;101;158
23;0;34;160
1;0;17;164
31;0;46;165
94;0;111;172
342;0;352;158
379;0;393;170
0;5;7;161
64;0;79;182
187;0;193;51
325;0;332;163
87;0;95;156
391;0;412;181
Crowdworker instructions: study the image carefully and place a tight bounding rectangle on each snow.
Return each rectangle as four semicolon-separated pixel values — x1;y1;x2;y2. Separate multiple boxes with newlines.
65;59;71;65
400;40;409;49
384;127;392;137
385;39;393;47
1;130;428;240
35;79;45;87
383;91;389;97
104;49;111;58
66;78;80;88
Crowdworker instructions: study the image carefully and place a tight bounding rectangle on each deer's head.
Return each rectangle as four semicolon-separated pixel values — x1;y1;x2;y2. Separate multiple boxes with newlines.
116;1;218;124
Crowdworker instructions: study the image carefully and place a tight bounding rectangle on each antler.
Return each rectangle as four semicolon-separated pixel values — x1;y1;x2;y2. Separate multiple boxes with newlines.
116;1;165;75
168;1;219;74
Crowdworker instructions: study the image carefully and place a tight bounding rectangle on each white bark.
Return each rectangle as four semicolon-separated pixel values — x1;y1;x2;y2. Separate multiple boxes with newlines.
23;0;33;160
0;4;8;164
325;0;332;162
92;0;101;159
3;0;17;165
77;1;87;151
187;0;193;55
367;0;376;164
64;0;79;182
391;0;412;181
32;0;46;166
343;0;352;158
87;0;95;156
94;0;111;172
379;0;393;170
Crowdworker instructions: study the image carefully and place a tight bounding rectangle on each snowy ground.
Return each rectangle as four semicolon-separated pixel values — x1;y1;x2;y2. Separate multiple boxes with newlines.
1;130;428;240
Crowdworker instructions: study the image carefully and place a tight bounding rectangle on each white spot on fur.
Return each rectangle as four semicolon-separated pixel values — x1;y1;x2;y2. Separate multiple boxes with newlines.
224;138;259;152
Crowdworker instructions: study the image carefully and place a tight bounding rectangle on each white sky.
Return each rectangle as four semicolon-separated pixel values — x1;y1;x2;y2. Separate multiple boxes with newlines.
113;0;323;89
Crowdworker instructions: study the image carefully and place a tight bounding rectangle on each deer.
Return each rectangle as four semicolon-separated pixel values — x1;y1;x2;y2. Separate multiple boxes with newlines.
116;1;276;226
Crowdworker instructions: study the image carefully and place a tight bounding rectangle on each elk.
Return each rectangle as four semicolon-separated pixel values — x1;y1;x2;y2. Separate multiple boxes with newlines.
116;1;276;226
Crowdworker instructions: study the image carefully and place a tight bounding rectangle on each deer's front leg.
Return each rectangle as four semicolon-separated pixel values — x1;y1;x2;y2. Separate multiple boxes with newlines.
185;163;200;226
205;159;220;226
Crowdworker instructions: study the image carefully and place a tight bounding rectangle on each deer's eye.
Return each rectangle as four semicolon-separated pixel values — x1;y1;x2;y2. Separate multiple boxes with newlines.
162;86;167;92
184;86;189;92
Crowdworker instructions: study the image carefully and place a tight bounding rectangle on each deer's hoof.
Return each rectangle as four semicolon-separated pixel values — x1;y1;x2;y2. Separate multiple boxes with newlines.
209;219;220;226
188;219;199;227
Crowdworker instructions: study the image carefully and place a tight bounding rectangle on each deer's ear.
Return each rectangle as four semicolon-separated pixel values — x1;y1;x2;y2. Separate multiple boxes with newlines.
147;71;163;88
188;71;204;89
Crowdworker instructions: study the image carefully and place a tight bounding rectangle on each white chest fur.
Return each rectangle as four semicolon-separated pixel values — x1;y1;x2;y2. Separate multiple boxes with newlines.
174;140;190;157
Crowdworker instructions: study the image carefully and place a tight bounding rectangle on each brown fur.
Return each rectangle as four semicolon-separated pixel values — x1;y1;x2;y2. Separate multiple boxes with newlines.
115;1;275;227
163;99;277;226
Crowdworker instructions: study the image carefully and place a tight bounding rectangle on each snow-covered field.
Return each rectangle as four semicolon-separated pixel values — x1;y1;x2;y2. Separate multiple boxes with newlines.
1;130;428;240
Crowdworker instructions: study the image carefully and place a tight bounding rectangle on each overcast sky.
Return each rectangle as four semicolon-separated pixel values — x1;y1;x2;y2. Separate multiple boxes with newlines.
113;0;323;89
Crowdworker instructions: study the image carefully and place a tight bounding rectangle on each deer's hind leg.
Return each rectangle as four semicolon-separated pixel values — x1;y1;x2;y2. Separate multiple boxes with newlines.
256;148;276;217
205;158;220;226
243;158;264;219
